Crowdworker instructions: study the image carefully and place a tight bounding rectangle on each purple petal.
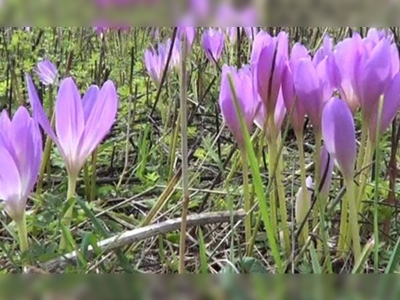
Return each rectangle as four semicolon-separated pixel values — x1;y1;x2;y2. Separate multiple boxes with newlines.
370;72;400;142
0;144;22;221
26;74;62;150
290;43;309;68
282;64;305;135
219;65;256;147
256;39;275;107
316;54;341;101
313;34;333;65
322;97;356;180
274;90;287;132
357;39;392;122
391;43;399;77
82;85;100;122
320;145;334;196
0;110;11;146
78;80;118;167
55;77;85;168
244;27;258;40
250;30;272;67
334;34;362;113
35;59;58;85
293;58;323;133
144;48;158;83
9;107;42;197
202;28;224;62
178;27;196;47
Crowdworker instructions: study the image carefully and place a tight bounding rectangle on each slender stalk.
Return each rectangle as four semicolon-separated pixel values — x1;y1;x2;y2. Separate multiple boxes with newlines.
296;133;309;245
36;113;55;195
83;163;91;200
356;117;372;211
168;111;181;179
178;35;189;274
268;146;278;238
59;175;78;250
16;211;29;265
345;178;361;262
275;145;291;254
241;148;252;253
312;132;322;228
356;119;368;177
228;75;283;273
338;186;349;254
268;118;290;254
356;138;374;212
90;149;98;201
311;132;332;267
373;96;384;273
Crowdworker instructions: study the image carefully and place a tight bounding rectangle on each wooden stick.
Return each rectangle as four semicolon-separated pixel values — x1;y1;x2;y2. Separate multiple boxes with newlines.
44;210;246;271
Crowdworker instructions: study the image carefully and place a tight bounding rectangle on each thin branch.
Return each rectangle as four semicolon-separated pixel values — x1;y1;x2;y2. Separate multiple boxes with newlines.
43;210;246;271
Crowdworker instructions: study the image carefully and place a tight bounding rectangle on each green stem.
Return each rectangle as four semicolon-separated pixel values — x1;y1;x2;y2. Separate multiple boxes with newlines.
338;186;349;254
356;119;368;177
16;211;29;265
83;163;90;200
312;133;322;228
90;149;98;201
296;133;309;245
357;138;374;212
268;137;278;240
373;96;384;273
168;111;181;179
36;113;55;195
59;175;78;250
345;178;361;262
314;132;332;269
241;148;252;253
268;118;290;255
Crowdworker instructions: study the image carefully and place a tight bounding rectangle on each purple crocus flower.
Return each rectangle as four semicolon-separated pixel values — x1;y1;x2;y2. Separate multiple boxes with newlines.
202;28;225;63
93;26;108;35
223;27;241;44
177;27;196;48
322;97;356;180
333;33;363;114
313;34;333;66
335;31;400;118
144;41;169;85
219;65;257;148
354;38;395;125
369;72;400;142
293;54;340;134
282;42;309;136
244;27;258;41
166;38;182;70
0;107;42;222
26;75;118;180
251;31;288;120
35;59;58;86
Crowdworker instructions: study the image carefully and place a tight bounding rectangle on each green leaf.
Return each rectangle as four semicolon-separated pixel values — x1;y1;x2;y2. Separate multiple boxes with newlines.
241;257;269;274
198;228;208;274
309;244;322;274
228;75;283;273
385;237;400;274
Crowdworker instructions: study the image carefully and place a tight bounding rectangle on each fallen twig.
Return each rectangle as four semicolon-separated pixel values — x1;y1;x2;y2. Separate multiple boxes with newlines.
43;210;246;271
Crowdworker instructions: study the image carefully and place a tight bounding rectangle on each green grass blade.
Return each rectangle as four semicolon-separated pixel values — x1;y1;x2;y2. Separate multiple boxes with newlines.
228;75;283;273
198;228;208;274
385;237;400;274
